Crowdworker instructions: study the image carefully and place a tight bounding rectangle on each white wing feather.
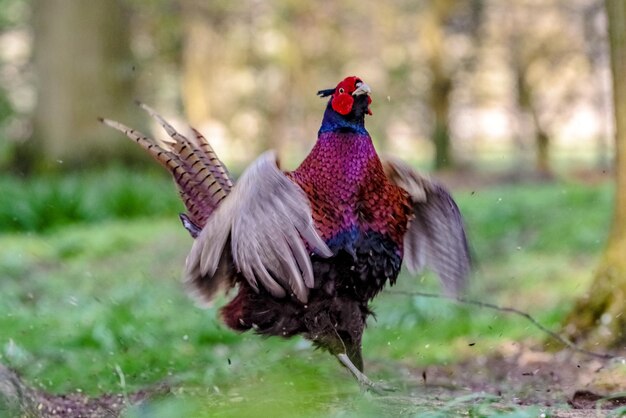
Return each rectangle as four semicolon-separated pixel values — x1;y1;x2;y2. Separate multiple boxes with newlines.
185;151;332;305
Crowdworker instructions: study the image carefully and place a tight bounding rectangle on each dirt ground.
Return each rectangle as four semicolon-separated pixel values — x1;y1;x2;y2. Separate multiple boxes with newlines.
402;344;626;417
2;345;625;417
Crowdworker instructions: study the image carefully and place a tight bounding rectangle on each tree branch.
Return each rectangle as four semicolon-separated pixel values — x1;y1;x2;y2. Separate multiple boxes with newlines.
386;289;622;361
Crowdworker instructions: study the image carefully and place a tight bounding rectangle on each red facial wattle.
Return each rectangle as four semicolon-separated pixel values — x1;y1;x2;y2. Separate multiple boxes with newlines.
329;76;372;116
331;92;354;115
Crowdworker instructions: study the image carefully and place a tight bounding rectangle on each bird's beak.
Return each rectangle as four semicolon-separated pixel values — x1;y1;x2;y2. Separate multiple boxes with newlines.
352;82;371;96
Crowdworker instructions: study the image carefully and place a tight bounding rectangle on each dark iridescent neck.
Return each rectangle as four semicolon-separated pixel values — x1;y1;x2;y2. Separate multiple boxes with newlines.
297;128;377;179
318;102;368;135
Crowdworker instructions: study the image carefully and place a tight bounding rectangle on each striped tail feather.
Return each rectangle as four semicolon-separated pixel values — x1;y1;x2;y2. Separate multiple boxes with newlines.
136;102;233;194
189;127;233;192
100;105;233;230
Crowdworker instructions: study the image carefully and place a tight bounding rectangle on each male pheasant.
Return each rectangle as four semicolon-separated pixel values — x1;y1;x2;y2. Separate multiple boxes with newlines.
101;76;470;390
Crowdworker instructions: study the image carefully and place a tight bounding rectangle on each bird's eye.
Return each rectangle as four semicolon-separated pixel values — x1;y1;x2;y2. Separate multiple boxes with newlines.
339;88;345;94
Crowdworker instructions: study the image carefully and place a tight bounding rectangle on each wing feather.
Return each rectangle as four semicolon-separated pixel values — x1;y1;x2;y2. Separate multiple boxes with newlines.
384;158;471;296
185;151;332;305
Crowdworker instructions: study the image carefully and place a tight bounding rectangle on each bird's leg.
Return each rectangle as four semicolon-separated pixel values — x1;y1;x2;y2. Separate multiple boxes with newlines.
336;353;390;395
316;301;395;393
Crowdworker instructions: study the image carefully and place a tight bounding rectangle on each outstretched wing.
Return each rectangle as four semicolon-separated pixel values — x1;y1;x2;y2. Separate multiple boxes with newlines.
100;102;233;230
185;151;333;306
384;158;471;296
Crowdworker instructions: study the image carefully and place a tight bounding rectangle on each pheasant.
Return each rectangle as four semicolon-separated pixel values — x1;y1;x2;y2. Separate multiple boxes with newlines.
101;76;470;391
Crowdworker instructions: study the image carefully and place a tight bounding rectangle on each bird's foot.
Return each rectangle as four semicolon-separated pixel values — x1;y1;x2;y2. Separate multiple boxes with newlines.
336;353;396;395
360;379;396;395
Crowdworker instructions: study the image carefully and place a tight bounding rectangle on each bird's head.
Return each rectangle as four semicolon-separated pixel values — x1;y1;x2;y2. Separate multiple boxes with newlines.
318;76;372;121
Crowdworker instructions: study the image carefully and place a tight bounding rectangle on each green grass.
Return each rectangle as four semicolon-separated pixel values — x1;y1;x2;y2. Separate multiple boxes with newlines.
0;167;182;233
0;170;614;416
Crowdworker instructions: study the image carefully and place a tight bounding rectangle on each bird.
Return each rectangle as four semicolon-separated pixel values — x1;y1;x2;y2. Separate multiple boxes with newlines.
100;76;470;392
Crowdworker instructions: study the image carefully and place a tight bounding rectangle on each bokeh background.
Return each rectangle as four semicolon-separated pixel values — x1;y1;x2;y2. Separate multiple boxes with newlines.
0;0;613;174
1;0;624;416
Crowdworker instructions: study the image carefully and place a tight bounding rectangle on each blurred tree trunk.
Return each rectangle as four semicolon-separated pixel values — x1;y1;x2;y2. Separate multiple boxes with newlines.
422;0;482;171
525;90;551;177
423;1;455;171
180;2;216;127
431;78;452;171
180;1;266;158
563;0;626;348
21;0;139;172
180;1;310;158
525;82;551;177
582;2;612;171
514;67;551;176
535;130;550;176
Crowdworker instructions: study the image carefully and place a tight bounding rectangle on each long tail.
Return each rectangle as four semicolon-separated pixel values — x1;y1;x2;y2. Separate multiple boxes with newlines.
100;103;233;231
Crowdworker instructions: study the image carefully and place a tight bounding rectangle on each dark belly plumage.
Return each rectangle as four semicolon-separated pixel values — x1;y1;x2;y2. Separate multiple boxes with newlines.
312;230;403;301
220;231;402;347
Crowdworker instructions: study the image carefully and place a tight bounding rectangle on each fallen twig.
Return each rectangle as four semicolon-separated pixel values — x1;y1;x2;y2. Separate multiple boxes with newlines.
386;289;622;361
